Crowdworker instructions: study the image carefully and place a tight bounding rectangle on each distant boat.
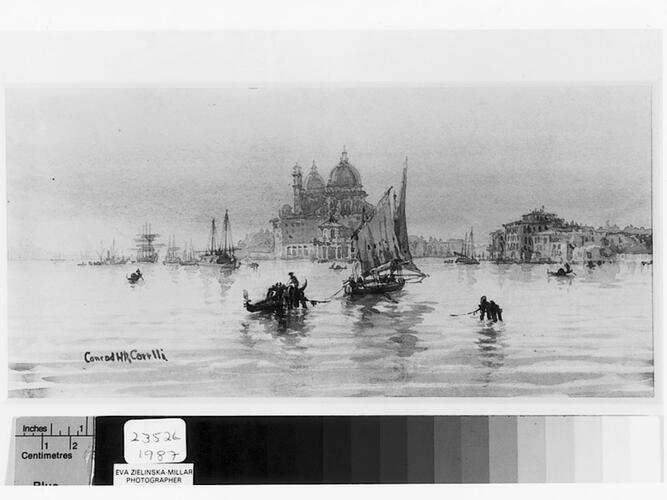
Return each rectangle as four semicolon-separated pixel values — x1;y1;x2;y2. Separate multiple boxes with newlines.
217;210;240;270
50;253;66;263
180;240;199;266
344;158;427;296
163;235;181;265
199;211;240;270
95;239;130;265
134;223;162;263
454;227;480;265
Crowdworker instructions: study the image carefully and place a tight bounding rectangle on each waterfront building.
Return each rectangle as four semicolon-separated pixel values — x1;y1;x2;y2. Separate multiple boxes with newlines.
490;207;651;263
502;207;565;261
572;244;618;264
488;229;506;261
270;149;373;259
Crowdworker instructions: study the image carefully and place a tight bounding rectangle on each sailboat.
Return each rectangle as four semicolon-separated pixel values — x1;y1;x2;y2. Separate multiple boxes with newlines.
198;211;240;270
134;223;162;263
216;209;240;270
454;227;480;265
344;158;427;296
180;240;199;266
199;218;219;266
106;239;130;265
163;235;181;265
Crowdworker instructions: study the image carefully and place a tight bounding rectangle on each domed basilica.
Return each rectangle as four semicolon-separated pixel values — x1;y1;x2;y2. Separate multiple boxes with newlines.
271;149;373;259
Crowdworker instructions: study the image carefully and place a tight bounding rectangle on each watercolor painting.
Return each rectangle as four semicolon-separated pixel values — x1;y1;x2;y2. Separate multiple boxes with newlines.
6;85;653;397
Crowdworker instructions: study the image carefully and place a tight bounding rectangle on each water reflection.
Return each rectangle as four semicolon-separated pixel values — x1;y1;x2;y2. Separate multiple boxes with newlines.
199;265;234;302
475;325;506;370
581;262;621;288
546;273;575;290
456;266;478;285
474;323;507;388
241;310;313;346
488;263;513;289
345;293;434;380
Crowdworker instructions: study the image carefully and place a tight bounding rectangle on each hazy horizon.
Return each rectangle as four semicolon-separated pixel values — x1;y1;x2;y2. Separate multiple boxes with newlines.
6;86;652;259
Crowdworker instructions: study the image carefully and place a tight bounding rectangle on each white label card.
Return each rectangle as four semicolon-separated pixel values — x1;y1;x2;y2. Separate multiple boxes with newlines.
113;463;193;486
123;418;187;464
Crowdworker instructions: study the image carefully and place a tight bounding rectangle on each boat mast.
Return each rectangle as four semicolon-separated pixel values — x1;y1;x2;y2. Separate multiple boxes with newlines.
470;227;475;258
223;209;234;256
223;210;228;254
210;218;217;254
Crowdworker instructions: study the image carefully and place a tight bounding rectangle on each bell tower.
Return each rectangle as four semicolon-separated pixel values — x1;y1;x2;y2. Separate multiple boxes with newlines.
292;163;303;215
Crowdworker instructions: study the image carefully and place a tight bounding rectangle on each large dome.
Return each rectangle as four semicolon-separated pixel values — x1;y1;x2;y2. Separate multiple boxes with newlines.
328;149;362;189
305;161;325;191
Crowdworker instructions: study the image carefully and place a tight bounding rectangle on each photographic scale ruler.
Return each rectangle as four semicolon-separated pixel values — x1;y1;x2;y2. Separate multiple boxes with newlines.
8;416;95;485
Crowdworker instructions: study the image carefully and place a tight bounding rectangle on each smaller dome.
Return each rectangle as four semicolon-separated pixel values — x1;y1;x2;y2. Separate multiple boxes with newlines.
305;161;325;191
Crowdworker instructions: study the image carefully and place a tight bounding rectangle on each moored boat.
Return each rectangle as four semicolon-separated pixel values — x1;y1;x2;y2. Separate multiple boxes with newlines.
180;240;199;266
163;235;181;265
134;223;162;263
454;227;480;265
198;211;241;270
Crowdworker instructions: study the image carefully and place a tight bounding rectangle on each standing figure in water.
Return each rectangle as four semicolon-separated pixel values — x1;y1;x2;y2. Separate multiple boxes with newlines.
488;300;503;322
475;296;489;320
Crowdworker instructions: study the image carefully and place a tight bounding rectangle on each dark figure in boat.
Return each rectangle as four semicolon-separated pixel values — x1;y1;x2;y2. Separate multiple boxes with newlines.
346;275;365;292
474;296;489;320
127;269;143;283
266;282;286;302
287;272;309;309
551;262;574;277
243;275;310;313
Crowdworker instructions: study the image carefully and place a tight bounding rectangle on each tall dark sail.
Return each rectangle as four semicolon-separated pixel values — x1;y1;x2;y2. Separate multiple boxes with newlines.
351;160;425;280
346;157;427;296
394;159;412;261
354;189;405;276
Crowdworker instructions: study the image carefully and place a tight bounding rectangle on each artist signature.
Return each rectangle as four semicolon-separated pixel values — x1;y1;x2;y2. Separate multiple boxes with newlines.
84;349;169;364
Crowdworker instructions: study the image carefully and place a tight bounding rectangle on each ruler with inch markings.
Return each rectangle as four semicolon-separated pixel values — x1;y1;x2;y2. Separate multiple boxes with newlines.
9;417;95;485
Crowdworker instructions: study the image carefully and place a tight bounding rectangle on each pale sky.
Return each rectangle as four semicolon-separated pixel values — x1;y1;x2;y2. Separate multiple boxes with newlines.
6;86;652;259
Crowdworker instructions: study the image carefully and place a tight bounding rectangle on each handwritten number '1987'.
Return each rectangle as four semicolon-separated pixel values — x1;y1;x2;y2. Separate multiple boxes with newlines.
138;449;180;462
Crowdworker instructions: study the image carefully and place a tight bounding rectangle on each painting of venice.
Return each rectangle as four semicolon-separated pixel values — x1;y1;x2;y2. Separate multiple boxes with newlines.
6;86;653;397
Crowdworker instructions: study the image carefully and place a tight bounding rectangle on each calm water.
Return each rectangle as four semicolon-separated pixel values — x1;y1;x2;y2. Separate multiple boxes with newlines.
8;258;653;397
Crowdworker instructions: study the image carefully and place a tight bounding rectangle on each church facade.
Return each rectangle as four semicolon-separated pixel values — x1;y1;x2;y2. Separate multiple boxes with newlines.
270;149;373;259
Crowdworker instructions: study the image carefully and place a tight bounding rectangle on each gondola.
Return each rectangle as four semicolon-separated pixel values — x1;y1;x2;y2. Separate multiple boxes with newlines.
243;280;309;314
547;270;575;278
127;272;143;284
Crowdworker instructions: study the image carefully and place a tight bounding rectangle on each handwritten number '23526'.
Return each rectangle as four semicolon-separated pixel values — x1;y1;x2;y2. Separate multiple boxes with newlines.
130;431;181;444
